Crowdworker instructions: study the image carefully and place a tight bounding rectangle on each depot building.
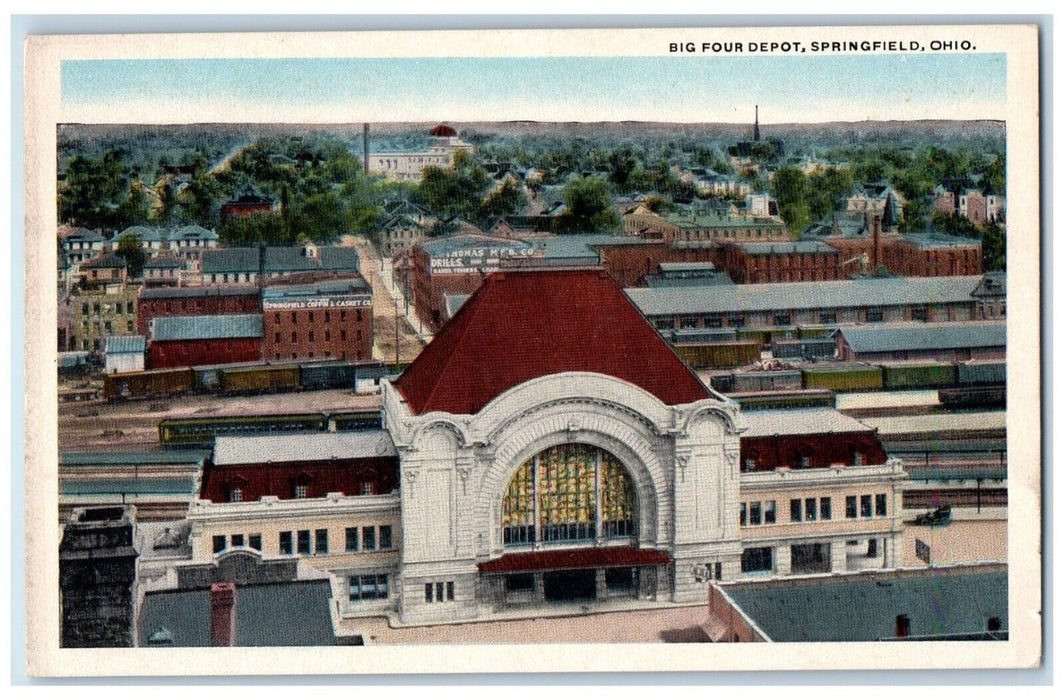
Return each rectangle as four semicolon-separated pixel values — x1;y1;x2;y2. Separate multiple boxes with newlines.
183;268;905;627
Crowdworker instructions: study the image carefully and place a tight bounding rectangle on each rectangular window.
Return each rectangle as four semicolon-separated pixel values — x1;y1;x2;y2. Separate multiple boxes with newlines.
820;497;832;521
846;496;858;519
293;484;307;499
291;331;298;343
341;330;347;341
740;547;773;573
727;313;745;328
866;309;884;323
297;530;311;554
280;531;293;555
446;581;455;601
860;495;873;518
875;493;888;517
790;499;802;523
773;312;791;326
435;582;445;602
362;526;376;551
212;535;226;554
350;574;389;603
911;306;929;322
763;500;776;525
749;502;762;526
425;583;433;603
361;482;373;496
315;529;329;554
714;562;722;581
379;525;392;550
805;498;818;522
739;503;747;526
345;527;359;552
249;534;262;551
230;534;244;548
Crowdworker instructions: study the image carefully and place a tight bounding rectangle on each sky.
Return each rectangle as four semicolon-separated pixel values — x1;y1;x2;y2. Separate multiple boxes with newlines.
60;54;1007;124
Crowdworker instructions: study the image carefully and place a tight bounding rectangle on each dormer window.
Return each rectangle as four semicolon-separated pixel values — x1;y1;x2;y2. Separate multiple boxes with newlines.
294;484;308;499
229;488;243;503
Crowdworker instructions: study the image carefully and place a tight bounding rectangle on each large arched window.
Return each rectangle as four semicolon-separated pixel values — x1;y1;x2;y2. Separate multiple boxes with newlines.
501;443;636;546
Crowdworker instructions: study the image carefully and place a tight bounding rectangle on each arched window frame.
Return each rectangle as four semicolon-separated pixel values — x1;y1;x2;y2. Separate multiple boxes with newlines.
501;443;636;547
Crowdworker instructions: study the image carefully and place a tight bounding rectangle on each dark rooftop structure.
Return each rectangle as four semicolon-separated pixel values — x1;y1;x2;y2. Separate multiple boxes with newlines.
138;579;337;647
202;245;359;275
719;565;1007;642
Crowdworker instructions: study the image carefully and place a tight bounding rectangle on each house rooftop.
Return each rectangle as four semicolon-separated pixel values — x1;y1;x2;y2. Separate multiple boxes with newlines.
626;276;987;317
721;565;1007;642
104;336;147;354
151;314;263;342
740;408;875;438
835;321;1006;354
213;430;395;466
138;580;337;647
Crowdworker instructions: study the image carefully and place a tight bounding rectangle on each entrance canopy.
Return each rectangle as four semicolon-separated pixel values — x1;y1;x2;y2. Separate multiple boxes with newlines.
477;546;670;574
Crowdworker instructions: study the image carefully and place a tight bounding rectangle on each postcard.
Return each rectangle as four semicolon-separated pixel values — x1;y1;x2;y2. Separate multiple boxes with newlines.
23;23;1041;676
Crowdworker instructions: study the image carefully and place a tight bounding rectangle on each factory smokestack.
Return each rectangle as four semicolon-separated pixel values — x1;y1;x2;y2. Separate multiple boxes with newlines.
363;123;370;173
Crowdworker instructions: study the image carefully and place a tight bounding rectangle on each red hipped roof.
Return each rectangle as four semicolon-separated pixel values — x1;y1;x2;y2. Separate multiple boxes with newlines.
394;269;712;415
477;546;671;573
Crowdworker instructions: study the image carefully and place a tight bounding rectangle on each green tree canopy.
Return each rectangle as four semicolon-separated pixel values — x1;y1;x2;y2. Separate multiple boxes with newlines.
556;176;621;233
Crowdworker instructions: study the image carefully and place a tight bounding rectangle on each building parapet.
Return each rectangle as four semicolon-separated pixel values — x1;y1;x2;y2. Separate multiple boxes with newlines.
188;492;400;524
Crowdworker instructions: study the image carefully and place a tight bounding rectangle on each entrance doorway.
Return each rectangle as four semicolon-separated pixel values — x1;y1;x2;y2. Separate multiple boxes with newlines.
543;569;596;602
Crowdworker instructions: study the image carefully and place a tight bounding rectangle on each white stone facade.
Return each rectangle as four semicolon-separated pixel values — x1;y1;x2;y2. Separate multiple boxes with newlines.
383;371;744;624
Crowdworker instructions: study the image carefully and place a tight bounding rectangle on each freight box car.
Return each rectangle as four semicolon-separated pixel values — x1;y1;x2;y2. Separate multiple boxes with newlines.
218;365;301;395
731;370;803;393
771;338;837;361
938;385;1007;409
731;390;836;411
797;325;832;339
801;365;884;392
881;363;958;390
104;368;194;400
957;360;1007;386
673;341;761;369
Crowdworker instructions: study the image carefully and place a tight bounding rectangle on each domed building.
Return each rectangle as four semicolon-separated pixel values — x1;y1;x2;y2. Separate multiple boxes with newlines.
367;123;473;182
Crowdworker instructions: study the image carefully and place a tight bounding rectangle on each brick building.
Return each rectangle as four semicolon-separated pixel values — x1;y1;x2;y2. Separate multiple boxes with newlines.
147;314;263;369
187;432;401;619
78;251;128;289
261;278;374;362
137;285;262;336
220;194;274;224
719;241;843;283
878;233;983;278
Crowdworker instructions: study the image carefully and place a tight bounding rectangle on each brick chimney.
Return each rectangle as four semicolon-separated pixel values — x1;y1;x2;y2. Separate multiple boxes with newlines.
210;582;236;647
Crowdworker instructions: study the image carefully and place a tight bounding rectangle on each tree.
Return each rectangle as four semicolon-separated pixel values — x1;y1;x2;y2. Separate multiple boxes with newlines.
556;176;621;233
980;223;1006;271
219;212;290;246
115;235;145;279
770;166;812;236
